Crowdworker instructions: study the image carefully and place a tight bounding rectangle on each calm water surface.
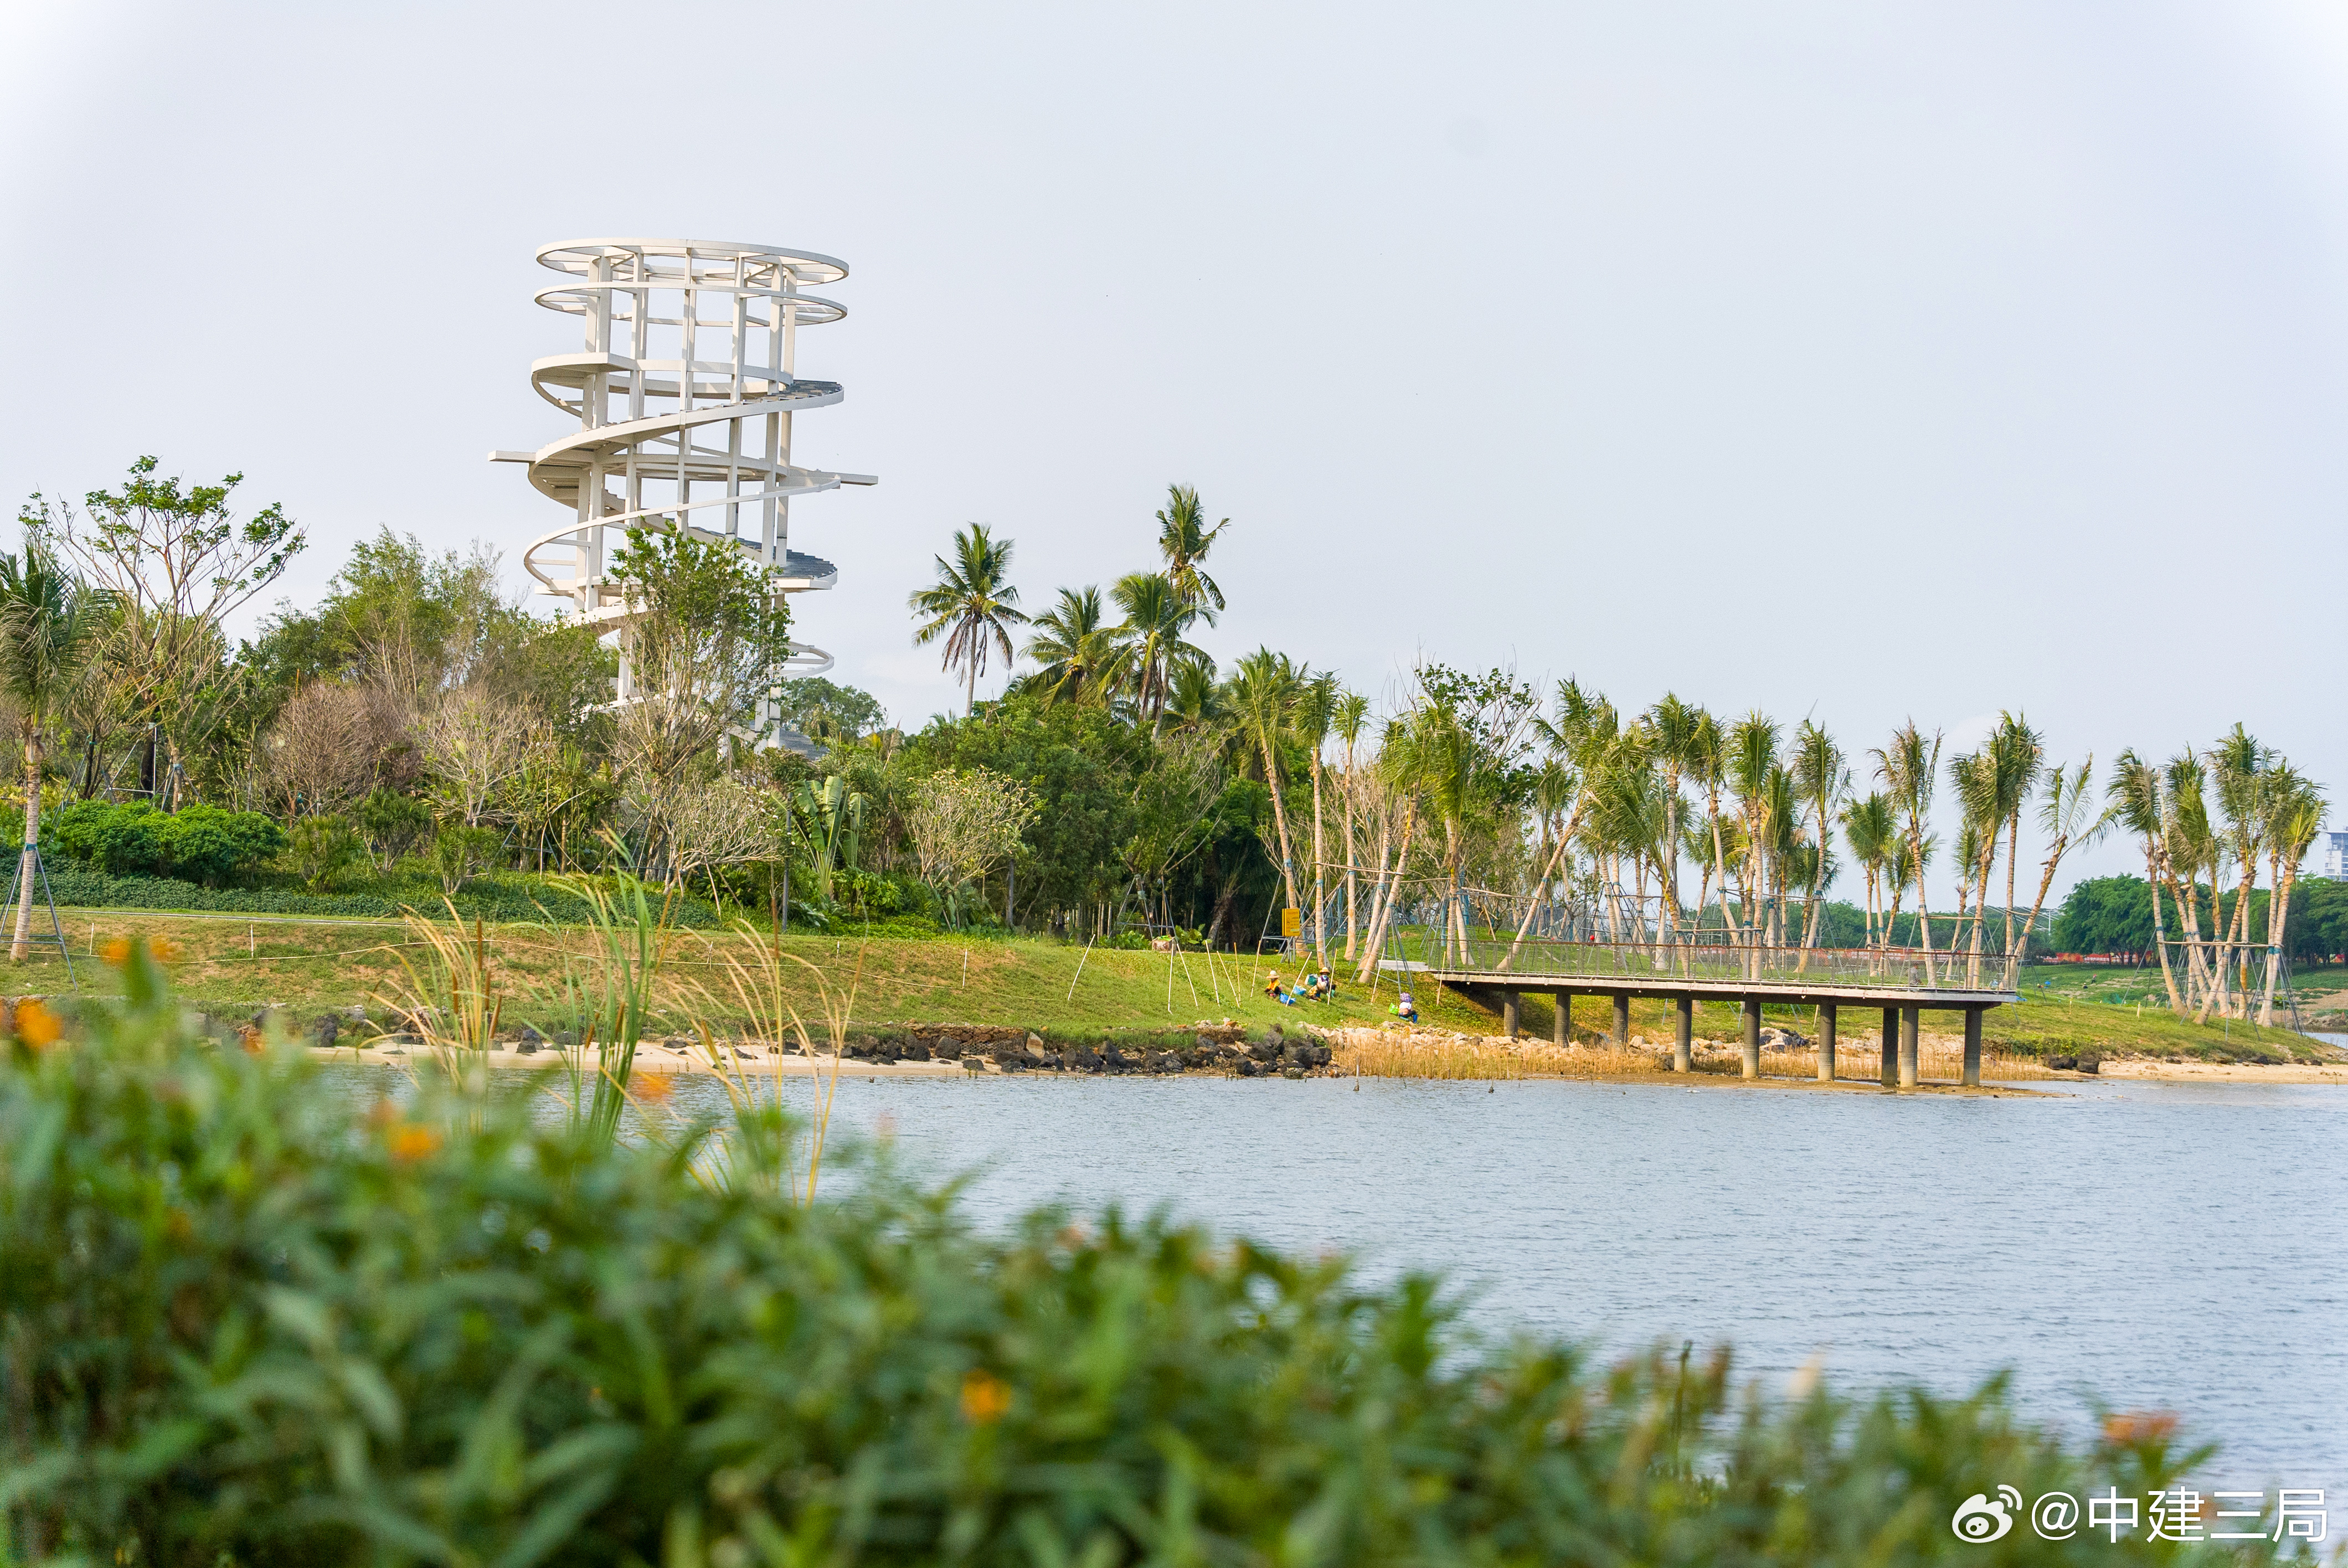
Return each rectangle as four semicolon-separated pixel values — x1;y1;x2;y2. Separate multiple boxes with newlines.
650;1069;2347;1492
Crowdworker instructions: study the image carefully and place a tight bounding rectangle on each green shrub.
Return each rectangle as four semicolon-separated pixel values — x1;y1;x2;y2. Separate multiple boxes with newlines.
33;863;727;928
357;787;435;871
286;814;365;892
430;822;506;894
0;952;2272;1565
47;799;168;877
48;800;286;887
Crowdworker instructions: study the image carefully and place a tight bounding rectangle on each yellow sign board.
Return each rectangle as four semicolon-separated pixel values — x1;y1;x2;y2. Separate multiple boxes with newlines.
1280;907;1302;938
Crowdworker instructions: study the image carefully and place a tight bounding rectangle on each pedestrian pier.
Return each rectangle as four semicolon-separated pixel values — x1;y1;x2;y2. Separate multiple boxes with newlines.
1406;936;2021;1088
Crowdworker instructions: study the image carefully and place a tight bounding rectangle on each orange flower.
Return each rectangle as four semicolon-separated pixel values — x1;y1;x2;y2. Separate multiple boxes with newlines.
629;1071;673;1103
959;1369;1011;1425
99;935;177;965
2103;1410;2179;1445
388;1123;442;1163
15;998;60;1049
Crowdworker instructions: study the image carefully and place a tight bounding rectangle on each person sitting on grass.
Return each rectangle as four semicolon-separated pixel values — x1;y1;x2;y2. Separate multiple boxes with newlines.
1264;969;1285;999
1390;990;1417;1023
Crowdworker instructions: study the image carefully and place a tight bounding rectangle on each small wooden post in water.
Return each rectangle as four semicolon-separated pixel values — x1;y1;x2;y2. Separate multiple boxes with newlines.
1963;1005;1982;1087
1553;988;1573;1047
1611;993;1630;1045
1741;997;1761;1079
1501;990;1520;1039
1674;996;1693;1073
1817;1002;1837;1082
1880;1007;1898;1087
1898;1004;1920;1089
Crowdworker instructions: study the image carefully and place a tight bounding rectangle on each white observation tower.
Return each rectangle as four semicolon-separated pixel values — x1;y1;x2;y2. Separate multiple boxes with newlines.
491;238;873;746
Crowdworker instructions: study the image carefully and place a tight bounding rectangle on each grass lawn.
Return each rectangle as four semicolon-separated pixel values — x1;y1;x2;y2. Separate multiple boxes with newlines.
11;909;2335;1062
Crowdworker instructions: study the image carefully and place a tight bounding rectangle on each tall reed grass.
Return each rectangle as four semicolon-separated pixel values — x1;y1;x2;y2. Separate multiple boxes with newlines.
693;926;864;1203
1332;1031;2056;1084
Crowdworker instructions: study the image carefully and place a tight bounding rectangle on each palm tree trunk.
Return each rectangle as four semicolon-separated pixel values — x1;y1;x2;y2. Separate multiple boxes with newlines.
1310;755;1327;969
2002;810;2021;982
1258;737;1302;932
2169;862;2208;1014
1498;801;1588;971
2258;854;2297;1027
2144;845;2182;1012
1355;805;1417;983
1341;765;1360;961
1910;828;1938;986
11;733;42;962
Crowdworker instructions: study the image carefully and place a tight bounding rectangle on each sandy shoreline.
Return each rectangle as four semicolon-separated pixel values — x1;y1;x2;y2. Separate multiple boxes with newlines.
312;1045;970;1076
305;1045;2348;1090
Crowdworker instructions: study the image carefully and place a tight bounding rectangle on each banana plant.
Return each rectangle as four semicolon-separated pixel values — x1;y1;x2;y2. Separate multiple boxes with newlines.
794;774;868;902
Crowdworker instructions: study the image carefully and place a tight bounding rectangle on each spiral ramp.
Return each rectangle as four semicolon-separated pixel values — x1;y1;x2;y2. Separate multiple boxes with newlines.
490;238;873;746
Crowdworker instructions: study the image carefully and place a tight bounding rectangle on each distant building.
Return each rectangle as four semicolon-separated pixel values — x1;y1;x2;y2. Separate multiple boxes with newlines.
2322;831;2348;880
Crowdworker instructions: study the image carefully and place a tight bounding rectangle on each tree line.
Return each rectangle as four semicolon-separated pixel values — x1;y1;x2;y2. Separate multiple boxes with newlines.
1;460;2330;1017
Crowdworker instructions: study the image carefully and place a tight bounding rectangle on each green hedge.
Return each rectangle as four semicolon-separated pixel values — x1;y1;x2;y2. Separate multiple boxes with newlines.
35;864;727;929
48;800;285;886
0;952;2269;1566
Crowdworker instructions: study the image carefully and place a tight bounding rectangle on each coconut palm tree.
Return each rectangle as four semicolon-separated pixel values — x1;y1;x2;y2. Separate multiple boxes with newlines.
909;523;1027;717
2108;750;2184;1012
1162;659;1226;737
1789;718;1845;957
1355;714;1426;982
1404;696;1482;963
1021;585;1112;705
1996;715;2044;956
1873;721;1943;982
1293;674;1339;967
2163;750;2218;1012
1840;792;1897;950
1154;483;1229;624
1727;713;1780;952
1229;648;1307;927
1333;690;1371;957
1645;694;1704;942
1948;746;2004;984
1682;709;1730;936
2258;768;2327;1025
2011;756;2108;979
0;541;104;962
2203;724;2269;1020
1102;572;1208;732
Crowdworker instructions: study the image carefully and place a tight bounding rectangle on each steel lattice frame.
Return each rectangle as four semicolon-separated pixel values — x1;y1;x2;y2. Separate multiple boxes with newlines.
491;237;873;745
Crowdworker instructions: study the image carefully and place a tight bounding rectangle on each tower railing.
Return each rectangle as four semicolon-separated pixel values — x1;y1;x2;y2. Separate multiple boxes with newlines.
493;238;874;744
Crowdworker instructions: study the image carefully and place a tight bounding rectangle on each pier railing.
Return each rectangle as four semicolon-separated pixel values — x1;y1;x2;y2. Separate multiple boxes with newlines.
1391;927;2019;994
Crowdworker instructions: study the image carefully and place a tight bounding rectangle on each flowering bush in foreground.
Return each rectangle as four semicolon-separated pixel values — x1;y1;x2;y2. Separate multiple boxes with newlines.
0;945;2308;1565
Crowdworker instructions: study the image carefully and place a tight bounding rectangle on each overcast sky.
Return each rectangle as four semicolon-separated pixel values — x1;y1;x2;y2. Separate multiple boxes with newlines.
3;1;2341;904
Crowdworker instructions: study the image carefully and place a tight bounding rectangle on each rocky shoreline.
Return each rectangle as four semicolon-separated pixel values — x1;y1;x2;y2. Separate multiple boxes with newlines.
266;1009;1343;1079
173;1004;2348;1086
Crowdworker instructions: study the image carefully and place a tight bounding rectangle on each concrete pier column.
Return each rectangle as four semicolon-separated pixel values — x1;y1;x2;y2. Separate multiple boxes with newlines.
1501;991;1520;1039
1880;1007;1898;1087
1553;989;1573;1046
1674;995;1693;1072
1817;1003;1837;1082
1963;1005;1982;1087
1898;1004;1920;1089
1741;997;1762;1079
1612;993;1630;1045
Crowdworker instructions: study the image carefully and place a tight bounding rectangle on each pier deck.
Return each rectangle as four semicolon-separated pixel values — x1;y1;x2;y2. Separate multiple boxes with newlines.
1397;937;2020;1088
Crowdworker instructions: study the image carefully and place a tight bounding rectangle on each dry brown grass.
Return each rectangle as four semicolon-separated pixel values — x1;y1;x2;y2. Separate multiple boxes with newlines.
1329;1030;2056;1084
